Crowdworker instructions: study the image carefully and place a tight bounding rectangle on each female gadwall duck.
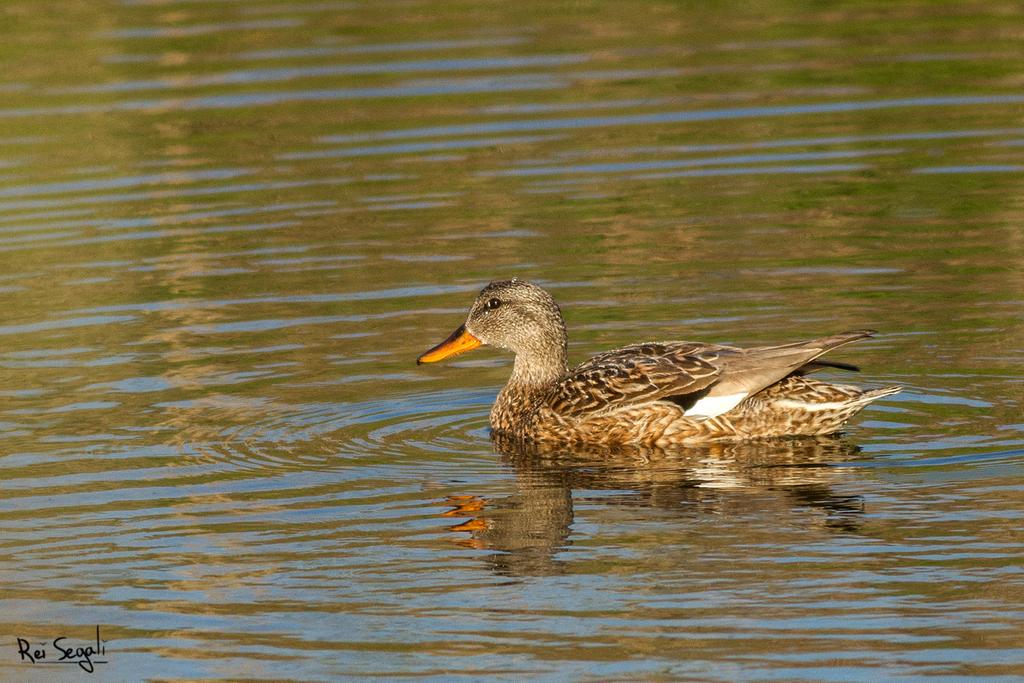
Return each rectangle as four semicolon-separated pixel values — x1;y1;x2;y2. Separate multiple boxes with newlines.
418;279;900;446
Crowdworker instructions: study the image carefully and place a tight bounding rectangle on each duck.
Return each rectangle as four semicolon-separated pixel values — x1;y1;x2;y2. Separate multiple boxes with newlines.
417;279;900;446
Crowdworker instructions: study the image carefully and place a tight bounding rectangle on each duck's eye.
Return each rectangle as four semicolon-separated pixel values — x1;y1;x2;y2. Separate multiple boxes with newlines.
485;297;502;311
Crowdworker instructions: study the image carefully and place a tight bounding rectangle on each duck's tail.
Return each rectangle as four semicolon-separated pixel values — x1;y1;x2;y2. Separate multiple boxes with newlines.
735;377;901;436
846;384;902;406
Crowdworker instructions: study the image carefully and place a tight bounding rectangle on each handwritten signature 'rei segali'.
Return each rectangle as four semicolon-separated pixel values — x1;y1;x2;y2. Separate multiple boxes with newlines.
16;625;109;673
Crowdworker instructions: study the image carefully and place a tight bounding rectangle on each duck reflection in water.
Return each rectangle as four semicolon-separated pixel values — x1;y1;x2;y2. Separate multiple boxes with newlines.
443;434;868;577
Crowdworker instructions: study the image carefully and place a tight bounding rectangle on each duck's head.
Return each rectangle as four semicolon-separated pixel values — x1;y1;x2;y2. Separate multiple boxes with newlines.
417;279;567;369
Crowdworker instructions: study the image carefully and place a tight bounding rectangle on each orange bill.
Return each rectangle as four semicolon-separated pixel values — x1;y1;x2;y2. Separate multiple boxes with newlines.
416;324;482;364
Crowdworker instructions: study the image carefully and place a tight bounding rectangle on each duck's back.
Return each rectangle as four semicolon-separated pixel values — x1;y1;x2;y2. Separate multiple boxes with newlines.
501;334;898;445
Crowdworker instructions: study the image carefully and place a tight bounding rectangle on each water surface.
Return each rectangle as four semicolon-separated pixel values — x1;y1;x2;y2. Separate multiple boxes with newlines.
1;1;1023;679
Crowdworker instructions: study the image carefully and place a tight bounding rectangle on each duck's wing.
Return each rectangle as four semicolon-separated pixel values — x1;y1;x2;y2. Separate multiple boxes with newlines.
549;330;880;421
682;329;880;418
546;342;723;417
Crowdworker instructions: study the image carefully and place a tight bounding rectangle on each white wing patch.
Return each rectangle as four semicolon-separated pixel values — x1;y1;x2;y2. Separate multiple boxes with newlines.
686;392;747;419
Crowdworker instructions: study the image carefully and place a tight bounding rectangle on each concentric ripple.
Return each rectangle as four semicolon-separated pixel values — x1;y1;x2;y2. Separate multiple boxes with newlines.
159;388;496;473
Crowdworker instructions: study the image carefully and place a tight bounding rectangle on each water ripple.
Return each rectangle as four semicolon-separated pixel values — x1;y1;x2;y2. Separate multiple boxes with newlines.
481;148;898;177
63;54;591;94
102;18;305;39
155;388;494;473
323;95;1024;143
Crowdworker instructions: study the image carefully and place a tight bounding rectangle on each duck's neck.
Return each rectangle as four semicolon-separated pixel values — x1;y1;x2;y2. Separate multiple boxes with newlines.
510;345;567;387
491;343;568;434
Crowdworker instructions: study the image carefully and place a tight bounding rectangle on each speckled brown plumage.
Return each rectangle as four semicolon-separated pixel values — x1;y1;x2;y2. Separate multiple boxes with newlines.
418;279;901;446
